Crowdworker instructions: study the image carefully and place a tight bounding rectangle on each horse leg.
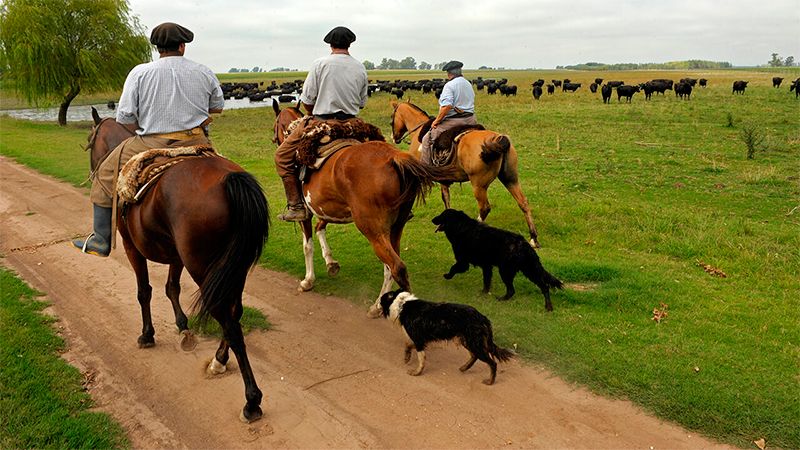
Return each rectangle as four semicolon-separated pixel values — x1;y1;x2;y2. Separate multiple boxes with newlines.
123;242;155;348
298;218;316;291
207;340;229;375
440;184;452;209
212;302;263;423
315;220;340;276
502;180;540;248
165;263;195;351
471;182;492;222
366;235;409;318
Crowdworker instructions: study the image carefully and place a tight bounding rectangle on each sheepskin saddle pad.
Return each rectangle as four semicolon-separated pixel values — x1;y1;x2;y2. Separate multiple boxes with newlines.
287;117;385;168
117;145;219;203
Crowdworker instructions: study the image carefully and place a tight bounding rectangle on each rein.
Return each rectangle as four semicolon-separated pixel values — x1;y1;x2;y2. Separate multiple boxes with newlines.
392;103;431;144
84;118;135;184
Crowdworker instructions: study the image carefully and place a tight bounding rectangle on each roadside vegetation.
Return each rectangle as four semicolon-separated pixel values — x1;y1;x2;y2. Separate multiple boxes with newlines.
0;268;128;448
1;68;798;448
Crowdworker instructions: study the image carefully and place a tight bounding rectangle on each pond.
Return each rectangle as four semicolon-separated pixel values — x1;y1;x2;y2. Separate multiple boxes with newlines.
0;95;300;122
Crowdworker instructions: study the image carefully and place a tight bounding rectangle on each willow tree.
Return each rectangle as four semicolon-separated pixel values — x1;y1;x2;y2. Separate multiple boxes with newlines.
0;0;151;125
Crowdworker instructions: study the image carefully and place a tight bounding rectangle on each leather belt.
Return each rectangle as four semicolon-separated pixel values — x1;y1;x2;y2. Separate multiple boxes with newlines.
314;112;355;120
149;126;205;140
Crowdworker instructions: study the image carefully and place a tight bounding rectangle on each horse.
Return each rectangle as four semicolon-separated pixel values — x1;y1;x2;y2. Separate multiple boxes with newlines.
390;100;541;248
272;111;458;317
86;107;270;423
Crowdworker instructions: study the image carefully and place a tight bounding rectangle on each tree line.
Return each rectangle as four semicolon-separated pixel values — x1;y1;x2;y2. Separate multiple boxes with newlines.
362;57;450;71
557;60;733;71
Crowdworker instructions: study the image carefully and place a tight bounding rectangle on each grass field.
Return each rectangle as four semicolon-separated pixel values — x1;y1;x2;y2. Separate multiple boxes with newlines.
0;268;128;448
1;68;799;448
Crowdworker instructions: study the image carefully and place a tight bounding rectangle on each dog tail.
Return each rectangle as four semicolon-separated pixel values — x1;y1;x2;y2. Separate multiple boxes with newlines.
491;343;515;363
480;134;510;164
521;247;564;290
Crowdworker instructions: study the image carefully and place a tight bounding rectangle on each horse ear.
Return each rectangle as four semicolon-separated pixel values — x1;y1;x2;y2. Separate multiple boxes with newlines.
272;98;280;116
91;107;101;125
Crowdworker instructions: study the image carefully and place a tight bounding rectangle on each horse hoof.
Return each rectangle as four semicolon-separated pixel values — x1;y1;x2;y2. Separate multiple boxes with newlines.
326;262;340;277
240;405;263;423
366;305;383;319
137;336;155;348
180;330;197;352
207;358;227;376
530;238;541;249
298;279;314;292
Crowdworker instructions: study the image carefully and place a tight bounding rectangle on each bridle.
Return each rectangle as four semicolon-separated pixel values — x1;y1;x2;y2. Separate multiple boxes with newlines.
391;103;429;144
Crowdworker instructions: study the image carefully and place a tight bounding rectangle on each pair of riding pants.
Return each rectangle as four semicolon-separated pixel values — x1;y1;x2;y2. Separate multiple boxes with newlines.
274;117;354;179
418;115;478;165
90;134;211;207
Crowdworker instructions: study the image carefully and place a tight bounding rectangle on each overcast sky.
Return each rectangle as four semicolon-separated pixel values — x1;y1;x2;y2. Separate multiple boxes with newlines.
128;0;800;72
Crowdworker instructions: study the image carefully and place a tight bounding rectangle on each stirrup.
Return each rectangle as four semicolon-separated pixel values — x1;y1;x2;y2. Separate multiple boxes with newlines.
72;233;110;257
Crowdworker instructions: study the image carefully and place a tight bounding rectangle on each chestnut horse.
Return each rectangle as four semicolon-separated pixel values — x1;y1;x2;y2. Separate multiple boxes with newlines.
272;111;457;316
390;100;541;247
86;108;269;422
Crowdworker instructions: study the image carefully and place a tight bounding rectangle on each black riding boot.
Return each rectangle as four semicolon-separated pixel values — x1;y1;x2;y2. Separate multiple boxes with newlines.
278;175;309;222
72;204;112;257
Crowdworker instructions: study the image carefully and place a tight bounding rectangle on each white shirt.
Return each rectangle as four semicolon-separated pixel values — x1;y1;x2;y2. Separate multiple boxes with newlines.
439;76;475;117
116;56;224;135
300;53;368;116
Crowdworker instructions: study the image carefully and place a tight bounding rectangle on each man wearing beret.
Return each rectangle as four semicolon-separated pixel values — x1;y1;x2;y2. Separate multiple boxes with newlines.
274;26;368;222
418;60;477;165
74;22;224;256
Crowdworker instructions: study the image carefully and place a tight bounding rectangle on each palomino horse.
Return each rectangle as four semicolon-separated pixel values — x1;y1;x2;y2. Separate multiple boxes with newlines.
390;100;541;247
272;112;457;316
86;108;269;422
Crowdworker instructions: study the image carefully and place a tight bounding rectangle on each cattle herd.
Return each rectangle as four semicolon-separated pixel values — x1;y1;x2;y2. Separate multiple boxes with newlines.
219;74;800;106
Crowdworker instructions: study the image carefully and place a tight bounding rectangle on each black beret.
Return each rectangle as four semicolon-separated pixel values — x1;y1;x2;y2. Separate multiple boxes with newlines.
442;60;464;71
324;26;356;48
150;22;194;47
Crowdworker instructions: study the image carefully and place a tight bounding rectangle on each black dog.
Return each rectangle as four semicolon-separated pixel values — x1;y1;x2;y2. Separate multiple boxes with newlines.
432;209;563;311
379;289;514;385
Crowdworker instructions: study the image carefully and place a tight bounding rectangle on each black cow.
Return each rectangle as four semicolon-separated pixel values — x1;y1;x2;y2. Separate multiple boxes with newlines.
680;78;698;87
563;82;581;92
532;85;543;100
698;78;708;87
772;77;783;88
594;78;604;85
589;82;598;93
606;81;625;88
486;83;498;94
532;79;545;87
601;84;612;103
546;84;555;95
790;78;799;98
617;85;640;102
552;80;562;87
732;80;748;94
675;82;692;100
392;88;404;99
500;85;518;96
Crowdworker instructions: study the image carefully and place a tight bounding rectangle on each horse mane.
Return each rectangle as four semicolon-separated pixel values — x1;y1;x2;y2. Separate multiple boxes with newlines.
404;101;430;118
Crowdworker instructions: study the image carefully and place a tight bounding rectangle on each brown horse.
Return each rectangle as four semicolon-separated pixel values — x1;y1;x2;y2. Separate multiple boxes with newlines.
272;111;456;316
390;100;541;247
86;107;269;422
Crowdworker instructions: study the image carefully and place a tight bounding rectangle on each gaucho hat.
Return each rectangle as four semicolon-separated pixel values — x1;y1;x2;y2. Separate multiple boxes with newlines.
324;26;356;48
442;60;464;71
150;22;194;47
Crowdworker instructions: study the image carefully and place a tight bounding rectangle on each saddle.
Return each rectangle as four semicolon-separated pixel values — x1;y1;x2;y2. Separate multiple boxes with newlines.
117;145;220;203
286;117;386;182
430;124;486;167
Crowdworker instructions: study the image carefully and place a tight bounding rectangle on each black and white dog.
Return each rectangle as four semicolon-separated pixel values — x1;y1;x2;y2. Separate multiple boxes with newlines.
432;208;563;311
379;289;514;385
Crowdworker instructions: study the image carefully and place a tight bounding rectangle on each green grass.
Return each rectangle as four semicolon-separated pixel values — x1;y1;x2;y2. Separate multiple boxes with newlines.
188;306;271;338
0;268;128;448
2;68;799;448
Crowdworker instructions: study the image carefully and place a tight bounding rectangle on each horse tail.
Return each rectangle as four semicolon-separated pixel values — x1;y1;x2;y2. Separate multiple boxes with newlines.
195;171;269;322
480;134;510;164
390;153;437;207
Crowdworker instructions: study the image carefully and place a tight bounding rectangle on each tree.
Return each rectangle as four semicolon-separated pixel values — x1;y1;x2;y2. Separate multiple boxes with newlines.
418;61;431;70
399;56;416;70
768;53;784;67
784;56;795;67
228;68;240;73
0;0;151;125
363;60;375;70
252;66;261;73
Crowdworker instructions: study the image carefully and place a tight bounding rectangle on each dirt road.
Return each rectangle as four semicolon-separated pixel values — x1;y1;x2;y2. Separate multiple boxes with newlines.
0;156;726;449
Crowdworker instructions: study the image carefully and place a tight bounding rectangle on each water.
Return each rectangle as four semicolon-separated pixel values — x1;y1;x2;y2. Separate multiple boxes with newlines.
0;94;299;122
